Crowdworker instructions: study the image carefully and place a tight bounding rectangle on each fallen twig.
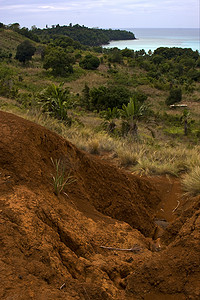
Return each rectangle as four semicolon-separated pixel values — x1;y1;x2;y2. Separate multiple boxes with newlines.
100;244;141;253
172;200;180;213
59;282;66;290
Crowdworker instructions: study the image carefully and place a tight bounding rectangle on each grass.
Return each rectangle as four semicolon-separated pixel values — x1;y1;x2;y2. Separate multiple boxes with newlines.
182;166;200;196
1;95;200;196
0;28;199;196
51;157;76;196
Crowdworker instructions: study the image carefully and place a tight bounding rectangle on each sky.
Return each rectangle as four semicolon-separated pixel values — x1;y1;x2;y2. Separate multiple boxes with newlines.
0;0;199;29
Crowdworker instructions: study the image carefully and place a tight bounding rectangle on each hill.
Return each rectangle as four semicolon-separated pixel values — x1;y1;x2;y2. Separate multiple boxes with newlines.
0;111;199;299
0;29;27;53
31;24;136;46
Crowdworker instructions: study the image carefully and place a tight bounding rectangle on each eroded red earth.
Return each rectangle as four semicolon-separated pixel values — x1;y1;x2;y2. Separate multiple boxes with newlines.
0;111;199;299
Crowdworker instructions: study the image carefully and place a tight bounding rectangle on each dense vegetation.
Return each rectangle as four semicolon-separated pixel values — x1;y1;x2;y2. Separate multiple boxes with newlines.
2;22;135;46
31;23;136;46
0;24;200;195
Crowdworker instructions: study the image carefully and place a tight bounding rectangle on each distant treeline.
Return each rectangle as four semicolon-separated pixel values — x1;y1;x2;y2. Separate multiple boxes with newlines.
0;22;135;46
32;24;135;46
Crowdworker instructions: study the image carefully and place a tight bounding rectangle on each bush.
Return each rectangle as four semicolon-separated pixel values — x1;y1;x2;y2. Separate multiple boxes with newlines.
15;40;36;63
37;83;72;121
0;79;18;98
90;85;131;111
165;87;182;106
43;47;74;76
79;54;100;70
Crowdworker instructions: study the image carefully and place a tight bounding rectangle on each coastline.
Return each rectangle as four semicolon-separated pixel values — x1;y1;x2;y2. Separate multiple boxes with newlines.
103;28;199;52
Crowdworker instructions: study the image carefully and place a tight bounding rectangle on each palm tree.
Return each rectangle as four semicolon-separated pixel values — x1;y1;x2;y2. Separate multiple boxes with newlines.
121;97;146;136
38;83;71;121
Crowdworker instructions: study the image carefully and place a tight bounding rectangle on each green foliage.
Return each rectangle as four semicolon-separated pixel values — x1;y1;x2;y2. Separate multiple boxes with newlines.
37;83;71;121
100;107;120;133
154;47;199;61
0;64;18;98
80;83;91;109
51;157;76;196
152;54;164;65
121;48;135;58
121;97;146;136
15;40;36;63
0;78;18;98
108;48;123;64
31;24;135;46
165;87;182;106
79;54;100;70
43;46;74;76
0;49;12;60
180;109;192;136
187;69;200;82
90;85;131;111
13;26;39;42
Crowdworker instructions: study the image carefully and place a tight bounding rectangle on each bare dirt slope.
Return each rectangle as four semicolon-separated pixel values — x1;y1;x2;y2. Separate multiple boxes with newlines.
0;111;199;300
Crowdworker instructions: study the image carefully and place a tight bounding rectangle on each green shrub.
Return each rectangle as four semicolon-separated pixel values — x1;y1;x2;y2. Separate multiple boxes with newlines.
79;54;100;70
37;83;72;121
15;40;36;63
90;85;131;111
43;47;74;76
165;87;182;106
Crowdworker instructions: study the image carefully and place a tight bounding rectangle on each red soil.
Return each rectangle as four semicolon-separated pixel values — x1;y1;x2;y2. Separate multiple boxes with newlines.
0;111;199;299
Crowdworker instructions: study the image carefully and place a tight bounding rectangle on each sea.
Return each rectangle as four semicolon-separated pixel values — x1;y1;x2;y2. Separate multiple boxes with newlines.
103;28;200;53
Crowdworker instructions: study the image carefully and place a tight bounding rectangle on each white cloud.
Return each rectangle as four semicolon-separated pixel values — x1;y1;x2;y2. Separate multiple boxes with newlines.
0;0;198;28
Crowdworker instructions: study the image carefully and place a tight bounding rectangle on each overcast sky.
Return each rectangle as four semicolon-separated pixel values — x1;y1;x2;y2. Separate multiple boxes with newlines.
0;0;199;29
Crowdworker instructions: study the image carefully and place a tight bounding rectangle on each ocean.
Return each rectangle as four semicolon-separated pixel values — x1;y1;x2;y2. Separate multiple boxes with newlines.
103;28;200;52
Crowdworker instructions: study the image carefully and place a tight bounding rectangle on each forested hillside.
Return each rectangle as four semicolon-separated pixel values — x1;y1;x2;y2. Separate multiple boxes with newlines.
1;22;135;46
31;24;135;46
0;25;200;196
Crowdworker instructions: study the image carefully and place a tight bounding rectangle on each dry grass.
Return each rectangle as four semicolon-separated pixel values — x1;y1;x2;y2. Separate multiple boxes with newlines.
1;100;200;196
132;146;200;176
65;70;108;93
182;166;200;196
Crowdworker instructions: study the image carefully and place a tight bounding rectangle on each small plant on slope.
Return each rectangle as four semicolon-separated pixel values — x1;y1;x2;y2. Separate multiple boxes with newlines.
51;157;76;196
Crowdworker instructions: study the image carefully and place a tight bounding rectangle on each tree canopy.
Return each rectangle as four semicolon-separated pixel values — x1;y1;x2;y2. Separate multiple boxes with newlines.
79;54;100;70
31;24;135;46
43;47;74;76
15;40;36;63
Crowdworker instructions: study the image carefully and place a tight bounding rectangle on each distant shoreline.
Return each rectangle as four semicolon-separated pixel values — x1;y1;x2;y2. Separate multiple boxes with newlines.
103;28;199;52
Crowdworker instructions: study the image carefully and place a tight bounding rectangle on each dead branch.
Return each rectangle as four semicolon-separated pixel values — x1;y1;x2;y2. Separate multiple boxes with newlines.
100;244;141;253
172;200;180;213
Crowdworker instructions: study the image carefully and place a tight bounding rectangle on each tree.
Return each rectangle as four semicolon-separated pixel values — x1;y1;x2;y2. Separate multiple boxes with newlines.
79;54;100;70
38;83;71;121
165;87;182;106
90;85;131;111
43;47;74;76
80;83;91;110
121;97;146;136
15;40;36;64
180;109;191;136
108;48;123;63
0;22;5;29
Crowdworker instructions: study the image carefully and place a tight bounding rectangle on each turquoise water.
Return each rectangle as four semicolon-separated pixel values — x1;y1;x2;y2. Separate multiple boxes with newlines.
104;28;200;52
